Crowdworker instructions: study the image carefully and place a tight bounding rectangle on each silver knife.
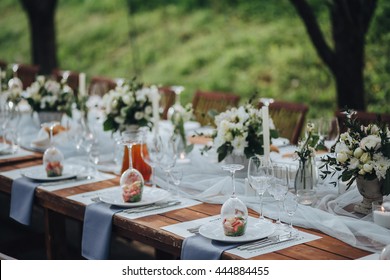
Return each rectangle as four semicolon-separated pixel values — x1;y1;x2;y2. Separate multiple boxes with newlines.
237;234;299;251
39;175;94;186
123;201;181;214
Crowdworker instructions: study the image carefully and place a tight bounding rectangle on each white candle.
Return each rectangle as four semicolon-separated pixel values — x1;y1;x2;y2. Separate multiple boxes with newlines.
373;210;390;229
262;105;270;161
151;86;160;133
78;72;86;96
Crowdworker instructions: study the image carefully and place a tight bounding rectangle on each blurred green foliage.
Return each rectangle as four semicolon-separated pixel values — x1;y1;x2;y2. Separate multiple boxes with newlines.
0;0;388;119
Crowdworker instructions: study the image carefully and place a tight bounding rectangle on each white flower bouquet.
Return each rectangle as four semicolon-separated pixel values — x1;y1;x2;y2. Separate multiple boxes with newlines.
170;103;194;153
24;76;74;116
321;110;390;195
209;103;278;162
102;78;158;133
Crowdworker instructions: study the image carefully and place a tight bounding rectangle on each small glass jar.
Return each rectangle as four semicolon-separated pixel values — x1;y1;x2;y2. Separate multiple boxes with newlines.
43;147;64;177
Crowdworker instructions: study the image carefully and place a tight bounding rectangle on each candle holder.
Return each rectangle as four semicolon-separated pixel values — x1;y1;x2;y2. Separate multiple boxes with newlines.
372;201;390;229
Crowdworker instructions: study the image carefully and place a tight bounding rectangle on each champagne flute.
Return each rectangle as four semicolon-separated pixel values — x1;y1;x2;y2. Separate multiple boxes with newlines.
269;164;289;227
141;130;163;188
283;194;299;235
247;155;273;224
158;138;177;192
170;167;183;197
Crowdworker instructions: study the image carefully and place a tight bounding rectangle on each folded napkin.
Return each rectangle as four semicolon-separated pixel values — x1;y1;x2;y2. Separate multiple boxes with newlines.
31;128;50;147
10;177;41;225
181;234;238;260
81;202;122;260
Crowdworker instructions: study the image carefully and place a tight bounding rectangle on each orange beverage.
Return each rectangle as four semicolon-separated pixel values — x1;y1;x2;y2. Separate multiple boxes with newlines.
121;144;151;182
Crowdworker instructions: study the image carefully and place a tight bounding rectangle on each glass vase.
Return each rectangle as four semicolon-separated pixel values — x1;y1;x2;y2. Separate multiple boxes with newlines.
294;158;317;205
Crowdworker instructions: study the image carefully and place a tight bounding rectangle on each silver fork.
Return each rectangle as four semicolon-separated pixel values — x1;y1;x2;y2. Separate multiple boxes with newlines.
236;233;299;251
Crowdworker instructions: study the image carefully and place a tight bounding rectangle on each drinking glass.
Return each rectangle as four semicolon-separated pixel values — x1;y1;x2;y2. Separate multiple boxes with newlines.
283;194;299;235
221;164;248;237
42;122;64;177
158;138;177;192
120;130;144;203
269;164;289;226
322;117;340;152
170;167;183;197
141;130;163;188
247;155;273;224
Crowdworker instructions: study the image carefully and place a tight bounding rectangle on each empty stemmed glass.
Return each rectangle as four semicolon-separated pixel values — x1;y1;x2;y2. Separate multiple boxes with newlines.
283;194;299;235
158;138;177;193
170;167;183;197
141;130;163;188
120;130;144;203
221;164;248;237
42;122;64;177
247;155;273;224
268;164;289;227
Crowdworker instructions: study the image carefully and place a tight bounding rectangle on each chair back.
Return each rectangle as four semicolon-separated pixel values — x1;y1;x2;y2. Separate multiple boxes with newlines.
158;87;176;120
336;110;390;132
16;64;40;89
0;60;6;71
192;90;240;126
88;76;117;97
52;69;80;93
259;100;308;145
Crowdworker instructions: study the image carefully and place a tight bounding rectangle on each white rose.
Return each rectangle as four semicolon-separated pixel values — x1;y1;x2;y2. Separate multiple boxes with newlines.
336;152;348;163
360;135;381;151
134;111;144;120
363;163;373;173
348;157;360;170
358;169;366;176
360;152;370;164
114;116;125;124
353;147;363;158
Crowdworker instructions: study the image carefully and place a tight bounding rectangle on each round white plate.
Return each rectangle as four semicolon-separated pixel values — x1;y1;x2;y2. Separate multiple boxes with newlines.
21;164;84;181
99;187;171;207
199;220;275;243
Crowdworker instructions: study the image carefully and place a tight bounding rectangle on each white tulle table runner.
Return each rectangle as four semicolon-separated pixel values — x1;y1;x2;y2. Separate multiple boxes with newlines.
154;145;390;254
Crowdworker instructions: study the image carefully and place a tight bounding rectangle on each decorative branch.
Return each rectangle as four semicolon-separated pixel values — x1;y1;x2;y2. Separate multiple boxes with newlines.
290;0;336;71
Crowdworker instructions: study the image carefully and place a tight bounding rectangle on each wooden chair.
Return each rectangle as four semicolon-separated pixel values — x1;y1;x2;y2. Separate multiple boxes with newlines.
52;69;80;92
158;87;176;120
259;100;309;145
192;90;240;126
0;60;7;71
88;76;117;97
336;110;390;133
15;63;40;89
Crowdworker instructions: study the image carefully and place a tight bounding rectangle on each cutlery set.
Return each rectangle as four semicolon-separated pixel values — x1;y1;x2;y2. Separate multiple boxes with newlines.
235;233;299;251
122;200;181;214
39;175;94;186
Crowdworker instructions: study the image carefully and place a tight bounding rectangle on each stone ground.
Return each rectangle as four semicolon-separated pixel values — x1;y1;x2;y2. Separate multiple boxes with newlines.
0;193;156;260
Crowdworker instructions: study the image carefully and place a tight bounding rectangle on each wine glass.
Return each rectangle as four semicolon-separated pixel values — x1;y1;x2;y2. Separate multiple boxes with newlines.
322;117;340;152
283;194;299;235
7;64;23;90
120;130;144;203
247;155;273;224
220;164;248;237
141;130;163;188
380;244;390;260
158;138;177;192
170;167;183;198
167;85;185;120
42;122;64;177
268;164;289;227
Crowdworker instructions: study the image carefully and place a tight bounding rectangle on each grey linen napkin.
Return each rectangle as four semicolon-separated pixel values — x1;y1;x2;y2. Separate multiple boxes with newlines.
181;234;239;260
81;202;122;260
10;177;41;225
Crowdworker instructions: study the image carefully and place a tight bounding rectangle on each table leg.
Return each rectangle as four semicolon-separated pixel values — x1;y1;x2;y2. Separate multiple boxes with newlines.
44;209;68;259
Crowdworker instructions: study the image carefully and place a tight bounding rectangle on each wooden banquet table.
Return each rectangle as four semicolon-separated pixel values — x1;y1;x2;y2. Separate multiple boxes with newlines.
0;153;372;260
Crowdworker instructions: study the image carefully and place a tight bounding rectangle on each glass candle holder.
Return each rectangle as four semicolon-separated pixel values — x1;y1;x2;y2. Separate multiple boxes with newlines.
372;201;390;229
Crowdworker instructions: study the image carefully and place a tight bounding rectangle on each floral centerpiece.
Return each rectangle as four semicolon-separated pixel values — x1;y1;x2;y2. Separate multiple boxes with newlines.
24;75;74;117
101;78;158;133
321;110;390;213
207;103;278;162
170;103;194;154
321;111;390;193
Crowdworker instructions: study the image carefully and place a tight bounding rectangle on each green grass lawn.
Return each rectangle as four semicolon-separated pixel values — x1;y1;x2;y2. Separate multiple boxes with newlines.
1;0;388;118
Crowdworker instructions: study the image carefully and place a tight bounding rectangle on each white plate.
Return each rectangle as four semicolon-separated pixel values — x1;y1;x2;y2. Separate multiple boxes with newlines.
199;220;275;243
21;164;84;181
99;187;171;207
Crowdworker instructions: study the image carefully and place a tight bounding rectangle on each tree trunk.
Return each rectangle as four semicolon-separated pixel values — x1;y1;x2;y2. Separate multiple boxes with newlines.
290;0;377;112
20;0;58;75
